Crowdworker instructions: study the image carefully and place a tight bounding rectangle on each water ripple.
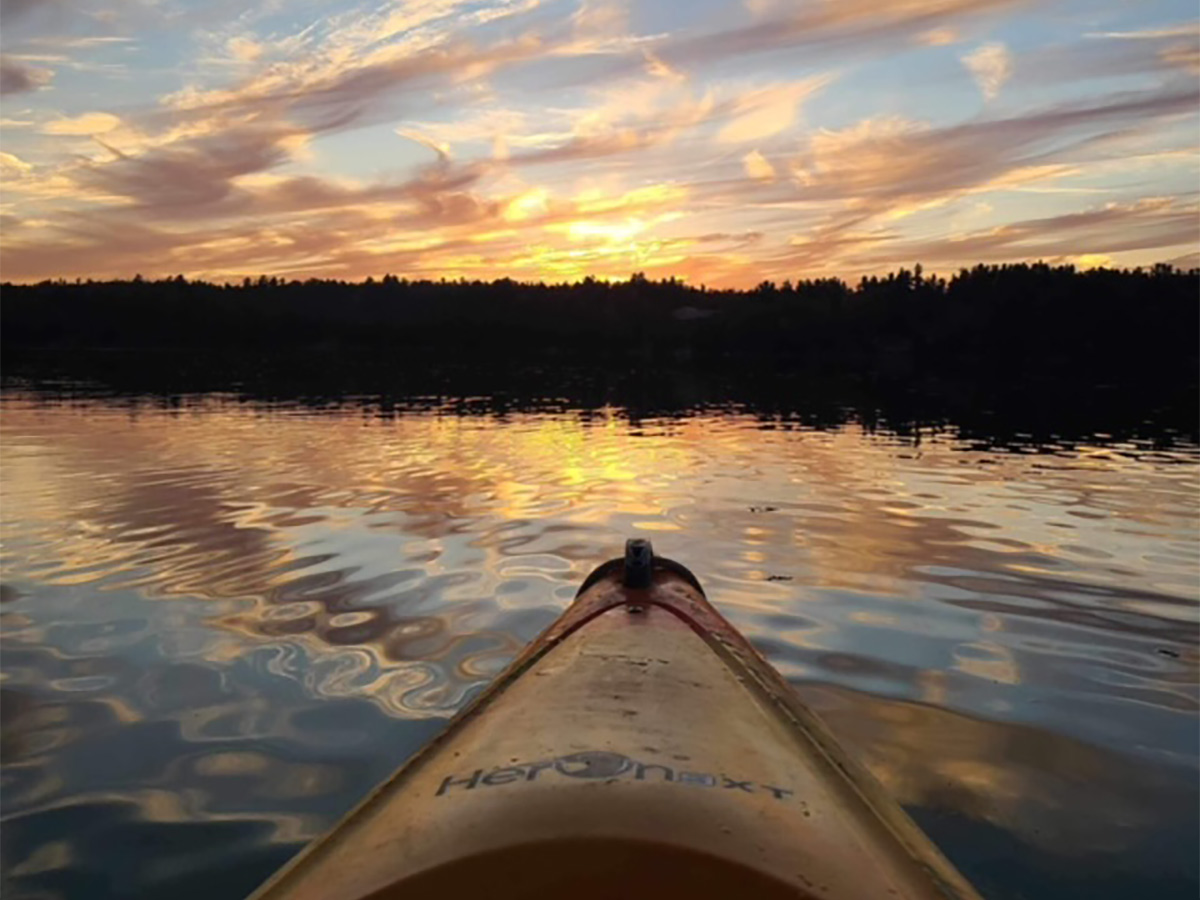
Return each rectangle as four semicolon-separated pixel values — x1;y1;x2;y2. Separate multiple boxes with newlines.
1;393;1197;900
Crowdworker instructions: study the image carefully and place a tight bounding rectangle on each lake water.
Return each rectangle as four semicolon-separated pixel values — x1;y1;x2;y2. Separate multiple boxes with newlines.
1;389;1197;900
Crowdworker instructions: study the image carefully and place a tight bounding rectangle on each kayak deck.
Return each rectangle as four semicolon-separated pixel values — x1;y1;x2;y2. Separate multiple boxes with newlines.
252;543;980;900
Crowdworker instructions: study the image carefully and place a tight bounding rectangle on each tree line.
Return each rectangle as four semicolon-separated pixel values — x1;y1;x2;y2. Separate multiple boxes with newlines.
2;263;1196;385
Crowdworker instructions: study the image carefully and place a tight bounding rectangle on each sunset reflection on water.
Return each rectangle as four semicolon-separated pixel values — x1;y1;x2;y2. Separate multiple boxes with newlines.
2;394;1197;900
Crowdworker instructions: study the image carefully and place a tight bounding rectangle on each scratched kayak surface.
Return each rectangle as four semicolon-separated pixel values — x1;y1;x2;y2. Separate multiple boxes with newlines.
1;390;1197;900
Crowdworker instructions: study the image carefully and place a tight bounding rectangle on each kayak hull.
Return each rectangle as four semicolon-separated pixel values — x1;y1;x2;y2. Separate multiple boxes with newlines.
252;551;981;900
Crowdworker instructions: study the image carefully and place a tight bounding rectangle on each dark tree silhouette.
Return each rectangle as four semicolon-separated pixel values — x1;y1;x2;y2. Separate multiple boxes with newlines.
3;263;1195;370
2;263;1196;446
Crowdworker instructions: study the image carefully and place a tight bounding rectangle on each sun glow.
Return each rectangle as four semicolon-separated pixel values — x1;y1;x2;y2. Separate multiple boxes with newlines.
561;218;648;242
503;187;550;222
1073;253;1114;269
0;0;1194;284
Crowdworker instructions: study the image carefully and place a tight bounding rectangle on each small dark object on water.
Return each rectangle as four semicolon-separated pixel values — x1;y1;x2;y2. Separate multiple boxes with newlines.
766;575;793;582
749;505;778;513
1156;648;1180;658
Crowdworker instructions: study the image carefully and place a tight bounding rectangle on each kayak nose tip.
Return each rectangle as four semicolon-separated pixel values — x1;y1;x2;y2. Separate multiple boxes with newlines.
623;538;654;589
574;538;705;598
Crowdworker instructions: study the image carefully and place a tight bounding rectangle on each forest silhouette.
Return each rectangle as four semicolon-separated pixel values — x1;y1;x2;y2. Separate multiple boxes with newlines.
4;262;1196;366
3;262;1197;445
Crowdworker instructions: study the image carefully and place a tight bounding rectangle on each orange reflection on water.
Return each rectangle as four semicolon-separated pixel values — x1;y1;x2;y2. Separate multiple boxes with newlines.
1;393;1197;899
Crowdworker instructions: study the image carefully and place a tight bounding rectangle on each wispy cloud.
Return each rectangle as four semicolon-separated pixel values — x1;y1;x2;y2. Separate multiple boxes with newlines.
42;111;122;134
857;196;1200;268
773;84;1199;214
717;78;830;143
1085;23;1199;40
22;35;137;48
0;0;1197;285
661;0;1027;68
918;27;960;47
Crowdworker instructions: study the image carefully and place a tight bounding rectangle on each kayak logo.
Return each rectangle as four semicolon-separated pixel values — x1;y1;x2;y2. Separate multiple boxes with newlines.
554;751;631;779
435;750;793;801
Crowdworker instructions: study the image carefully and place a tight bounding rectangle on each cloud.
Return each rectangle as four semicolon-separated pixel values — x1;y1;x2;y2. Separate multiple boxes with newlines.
2;0;1196;288
742;150;776;181
24;35;136;49
483;80;715;168
1085;23;1199;40
0;150;34;176
226;36;263;63
642;48;684;81
403;108;567;155
41;111;121;134
779;84;1199;211
962;42;1013;101
717;77;830;143
155;0;551;136
1159;40;1200;75
1163;249;1200;269
0;159;703;283
717;80;1200;277
573;0;628;41
1014;26;1199;84
76;122;307;212
161;30;546;138
0;0;563;263
36;10;546;221
396;129;453;163
919;27;959;46
0;56;53;94
856;197;1200;268
429;75;831;176
7;77;1196;286
526;0;1031;94
364;0;539;46
662;0;1027;69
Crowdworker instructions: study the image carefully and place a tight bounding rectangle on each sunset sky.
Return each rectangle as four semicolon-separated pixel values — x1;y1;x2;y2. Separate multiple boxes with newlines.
0;0;1196;286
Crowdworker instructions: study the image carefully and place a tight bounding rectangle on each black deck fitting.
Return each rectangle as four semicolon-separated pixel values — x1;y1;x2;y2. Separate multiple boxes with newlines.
623;538;654;589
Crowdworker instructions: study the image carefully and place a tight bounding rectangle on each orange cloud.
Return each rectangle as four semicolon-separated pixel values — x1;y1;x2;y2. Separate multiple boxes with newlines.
742;150;776;181
717;77;831;143
0;150;33;176
1;0;1195;287
41;112;122;135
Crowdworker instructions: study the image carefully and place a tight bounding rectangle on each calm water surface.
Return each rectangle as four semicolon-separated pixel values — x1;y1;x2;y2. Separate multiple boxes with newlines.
1;392;1197;900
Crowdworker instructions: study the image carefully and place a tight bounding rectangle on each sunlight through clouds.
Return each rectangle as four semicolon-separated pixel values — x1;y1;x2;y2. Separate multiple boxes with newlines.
0;0;1196;284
